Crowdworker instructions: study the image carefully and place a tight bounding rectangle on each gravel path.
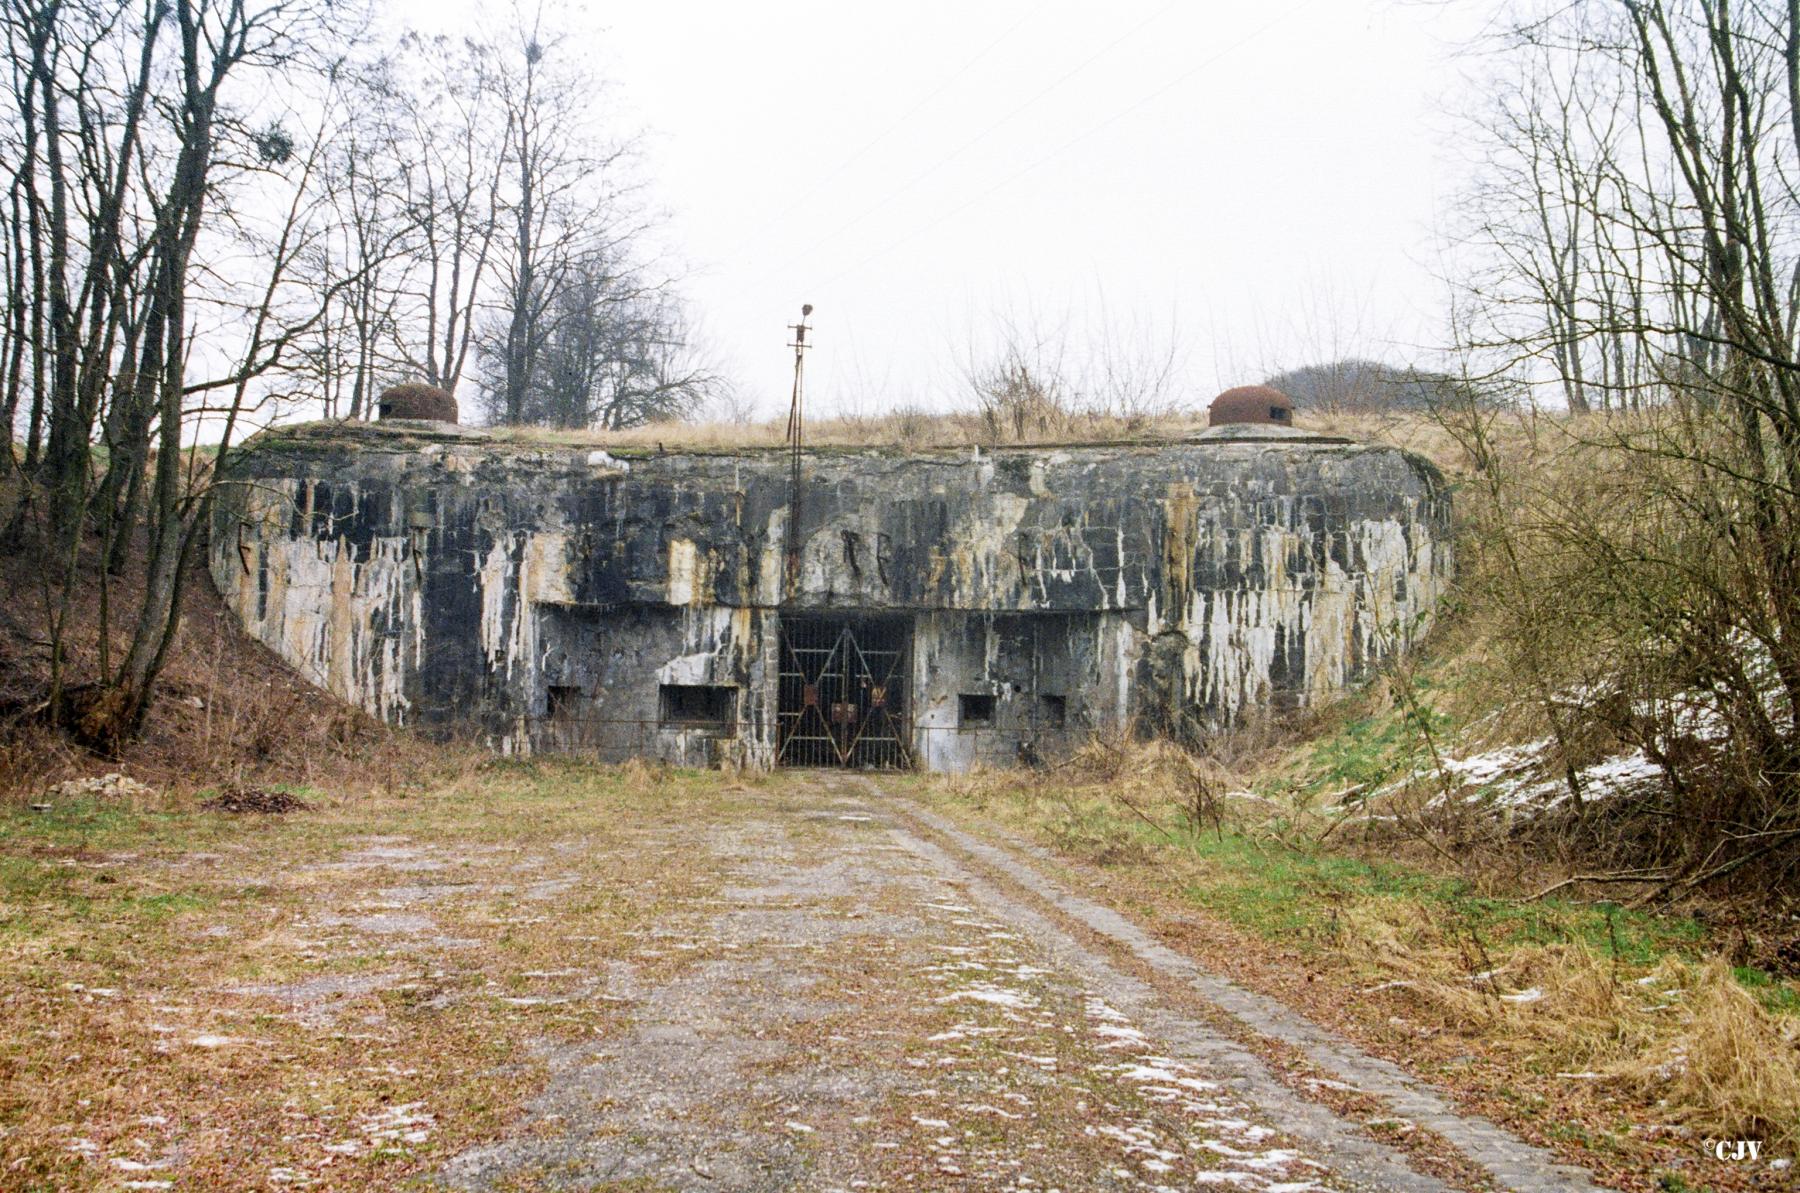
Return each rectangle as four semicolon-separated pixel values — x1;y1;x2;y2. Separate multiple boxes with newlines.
436;773;1607;1192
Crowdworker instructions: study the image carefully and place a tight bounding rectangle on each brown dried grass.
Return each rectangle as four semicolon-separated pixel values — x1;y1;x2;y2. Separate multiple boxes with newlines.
478;406;1483;456
485;407;1214;451
1617;959;1800;1145
1333;900;1800;1147
0;519;443;802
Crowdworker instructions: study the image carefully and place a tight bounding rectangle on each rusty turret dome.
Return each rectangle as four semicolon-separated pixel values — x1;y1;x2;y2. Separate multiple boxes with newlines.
376;382;459;424
1208;385;1294;427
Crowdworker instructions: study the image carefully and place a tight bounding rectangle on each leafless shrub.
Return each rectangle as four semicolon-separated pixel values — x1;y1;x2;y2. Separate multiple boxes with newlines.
1436;1;1800;901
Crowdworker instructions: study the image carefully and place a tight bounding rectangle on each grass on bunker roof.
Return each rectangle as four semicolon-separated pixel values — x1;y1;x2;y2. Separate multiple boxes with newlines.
267;403;1470;460
0;758;760;1191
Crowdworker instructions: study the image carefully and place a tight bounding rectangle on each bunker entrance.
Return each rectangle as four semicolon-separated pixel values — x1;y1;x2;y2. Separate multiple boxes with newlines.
776;615;913;769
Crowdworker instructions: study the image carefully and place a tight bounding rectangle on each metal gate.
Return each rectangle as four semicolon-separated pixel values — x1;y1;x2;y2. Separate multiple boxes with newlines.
776;616;913;768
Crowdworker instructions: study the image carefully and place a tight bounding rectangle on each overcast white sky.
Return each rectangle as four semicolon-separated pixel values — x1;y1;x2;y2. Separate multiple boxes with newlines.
392;0;1495;420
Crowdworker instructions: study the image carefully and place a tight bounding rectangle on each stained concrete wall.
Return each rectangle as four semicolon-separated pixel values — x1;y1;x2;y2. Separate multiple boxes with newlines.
208;421;1452;770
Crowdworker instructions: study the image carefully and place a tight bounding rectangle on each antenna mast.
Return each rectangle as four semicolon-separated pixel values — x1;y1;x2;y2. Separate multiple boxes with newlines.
783;303;813;597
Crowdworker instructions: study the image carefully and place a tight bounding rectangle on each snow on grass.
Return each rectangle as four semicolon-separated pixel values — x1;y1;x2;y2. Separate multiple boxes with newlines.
935;983;1039;1010
188;1033;241;1048
1094;1022;1151;1049
1404;738;1668;815
956;1102;1026;1120
356;1100;433;1146
1109;1062;1223;1093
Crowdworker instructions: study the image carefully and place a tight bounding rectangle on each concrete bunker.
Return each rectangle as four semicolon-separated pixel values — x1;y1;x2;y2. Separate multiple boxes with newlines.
209;406;1452;773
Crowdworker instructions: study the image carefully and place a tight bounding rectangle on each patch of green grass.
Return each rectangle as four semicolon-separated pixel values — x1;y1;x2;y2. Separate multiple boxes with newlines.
1173;818;1697;962
1303;713;1417;792
1;797;141;842
1299;687;1453;800
1023;793;1713;979
0;857;96;938
0;797;238;854
1734;965;1800;1014
122;891;210;921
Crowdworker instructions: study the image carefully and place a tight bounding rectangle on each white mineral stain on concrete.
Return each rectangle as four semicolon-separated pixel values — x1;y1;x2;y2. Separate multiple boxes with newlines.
667;538;698;606
213;440;1451;767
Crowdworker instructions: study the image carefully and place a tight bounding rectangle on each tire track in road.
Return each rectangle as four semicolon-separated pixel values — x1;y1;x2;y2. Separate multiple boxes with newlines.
857;775;1609;1193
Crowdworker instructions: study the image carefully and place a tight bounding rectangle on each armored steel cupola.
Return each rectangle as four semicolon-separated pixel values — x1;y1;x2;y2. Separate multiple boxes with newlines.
1208;385;1294;427
375;382;459;424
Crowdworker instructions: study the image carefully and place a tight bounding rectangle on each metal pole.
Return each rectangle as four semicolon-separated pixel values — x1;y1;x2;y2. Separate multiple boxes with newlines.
784;303;813;598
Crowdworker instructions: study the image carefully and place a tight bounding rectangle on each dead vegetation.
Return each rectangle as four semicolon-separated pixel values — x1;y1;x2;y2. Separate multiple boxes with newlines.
925;729;1800;1179
198;785;315;814
483;403;1217;451
0;500;441;803
478;403;1470;455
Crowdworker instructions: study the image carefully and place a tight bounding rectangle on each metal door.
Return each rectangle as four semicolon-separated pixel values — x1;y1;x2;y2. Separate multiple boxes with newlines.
776;616;912;768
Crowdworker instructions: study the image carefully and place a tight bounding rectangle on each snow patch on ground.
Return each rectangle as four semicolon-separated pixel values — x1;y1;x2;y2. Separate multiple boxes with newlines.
1384;736;1669;817
935;983;1039;1010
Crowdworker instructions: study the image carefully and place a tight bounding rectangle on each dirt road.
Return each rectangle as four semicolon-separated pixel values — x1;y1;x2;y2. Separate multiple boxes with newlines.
436;773;1601;1192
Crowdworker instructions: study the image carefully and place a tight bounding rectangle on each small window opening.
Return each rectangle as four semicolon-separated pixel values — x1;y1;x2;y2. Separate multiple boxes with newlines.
959;693;996;727
547;684;582;718
1038;693;1067;728
660;683;735;730
1270;405;1291;423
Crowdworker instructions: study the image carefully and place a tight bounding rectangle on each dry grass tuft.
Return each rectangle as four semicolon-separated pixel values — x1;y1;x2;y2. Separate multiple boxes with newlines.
615;755;668;791
1617;958;1800;1146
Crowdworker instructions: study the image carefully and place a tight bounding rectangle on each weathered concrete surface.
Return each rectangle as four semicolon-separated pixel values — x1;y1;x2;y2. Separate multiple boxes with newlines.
210;423;1451;768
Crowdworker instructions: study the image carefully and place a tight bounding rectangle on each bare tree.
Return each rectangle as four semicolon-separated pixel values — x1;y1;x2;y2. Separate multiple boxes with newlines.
290;61;417;419
456;4;720;431
388;30;506;395
1;0;363;747
1449;0;1800;892
475;245;718;429
952;298;1191;441
484;7;628;425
